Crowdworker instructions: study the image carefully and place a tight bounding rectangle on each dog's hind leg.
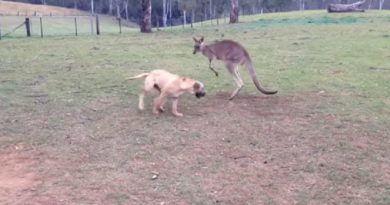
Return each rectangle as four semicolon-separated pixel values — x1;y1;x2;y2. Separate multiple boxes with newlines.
139;78;154;110
138;91;146;110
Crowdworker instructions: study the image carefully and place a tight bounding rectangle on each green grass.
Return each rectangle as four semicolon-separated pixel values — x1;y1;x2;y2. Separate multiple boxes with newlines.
0;10;389;204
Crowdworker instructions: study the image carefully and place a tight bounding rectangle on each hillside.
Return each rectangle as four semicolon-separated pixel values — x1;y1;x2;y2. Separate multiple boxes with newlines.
0;0;88;16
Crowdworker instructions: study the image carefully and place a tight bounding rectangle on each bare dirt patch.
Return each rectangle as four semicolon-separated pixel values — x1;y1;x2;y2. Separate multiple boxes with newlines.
0;145;41;205
1;92;388;204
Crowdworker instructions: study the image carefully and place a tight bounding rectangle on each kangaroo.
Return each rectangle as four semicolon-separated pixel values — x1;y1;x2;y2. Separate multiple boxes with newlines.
193;37;277;100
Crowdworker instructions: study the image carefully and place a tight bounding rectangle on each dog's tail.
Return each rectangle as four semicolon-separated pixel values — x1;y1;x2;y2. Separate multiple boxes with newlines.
126;73;149;80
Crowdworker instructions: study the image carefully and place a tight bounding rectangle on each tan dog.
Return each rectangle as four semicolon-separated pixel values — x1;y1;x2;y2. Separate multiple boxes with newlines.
127;69;206;117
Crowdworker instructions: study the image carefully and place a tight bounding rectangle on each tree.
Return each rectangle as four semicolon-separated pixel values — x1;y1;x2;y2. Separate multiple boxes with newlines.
298;0;305;10
379;0;385;10
91;0;94;14
124;0;129;20
178;0;196;26
230;0;239;23
141;0;152;32
163;0;167;27
115;0;120;18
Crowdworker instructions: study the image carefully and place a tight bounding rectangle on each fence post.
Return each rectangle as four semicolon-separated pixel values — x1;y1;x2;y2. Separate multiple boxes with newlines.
40;17;43;38
90;16;93;35
0;15;2;40
74;17;78;36
25;18;31;37
95;15;100;35
118;18;122;34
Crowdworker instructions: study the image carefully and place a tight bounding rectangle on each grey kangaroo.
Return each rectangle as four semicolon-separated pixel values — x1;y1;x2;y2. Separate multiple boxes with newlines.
193;37;277;100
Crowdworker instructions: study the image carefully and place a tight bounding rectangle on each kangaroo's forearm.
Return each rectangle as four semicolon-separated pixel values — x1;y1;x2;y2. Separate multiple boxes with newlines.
208;60;219;77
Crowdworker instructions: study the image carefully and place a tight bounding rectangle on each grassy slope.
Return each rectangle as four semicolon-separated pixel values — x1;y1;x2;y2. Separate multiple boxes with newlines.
0;10;389;204
1;10;389;150
0;1;138;37
0;0;86;15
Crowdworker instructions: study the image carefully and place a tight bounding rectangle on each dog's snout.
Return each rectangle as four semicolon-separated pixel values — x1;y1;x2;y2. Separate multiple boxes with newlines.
195;91;206;98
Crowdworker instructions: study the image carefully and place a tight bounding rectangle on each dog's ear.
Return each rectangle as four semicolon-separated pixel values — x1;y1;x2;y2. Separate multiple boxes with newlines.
193;37;198;42
200;36;204;42
193;82;200;90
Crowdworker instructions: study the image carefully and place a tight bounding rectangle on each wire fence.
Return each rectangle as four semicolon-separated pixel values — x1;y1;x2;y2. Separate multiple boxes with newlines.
0;13;235;39
0;15;139;39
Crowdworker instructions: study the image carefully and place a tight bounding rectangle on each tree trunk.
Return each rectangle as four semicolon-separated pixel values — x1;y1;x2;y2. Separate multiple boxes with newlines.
116;1;120;19
367;0;372;9
140;0;152;33
109;0;113;15
191;9;195;27
209;0;213;20
379;0;385;10
90;0;94;14
328;0;366;12
163;0;167;27
299;0;305;11
230;0;239;24
183;10;187;26
124;0;129;21
168;0;172;26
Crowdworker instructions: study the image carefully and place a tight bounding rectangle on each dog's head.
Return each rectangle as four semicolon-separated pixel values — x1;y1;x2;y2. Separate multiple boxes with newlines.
193;81;206;98
192;36;205;55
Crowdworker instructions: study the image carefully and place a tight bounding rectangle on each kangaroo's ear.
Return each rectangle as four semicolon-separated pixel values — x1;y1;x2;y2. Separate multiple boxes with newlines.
200;36;204;42
193;37;198;42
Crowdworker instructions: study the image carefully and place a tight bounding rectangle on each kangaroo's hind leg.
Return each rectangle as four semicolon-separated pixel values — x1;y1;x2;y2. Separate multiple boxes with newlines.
226;62;244;100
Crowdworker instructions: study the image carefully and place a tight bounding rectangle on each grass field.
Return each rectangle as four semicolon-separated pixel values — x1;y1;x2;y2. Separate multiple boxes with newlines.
0;10;389;205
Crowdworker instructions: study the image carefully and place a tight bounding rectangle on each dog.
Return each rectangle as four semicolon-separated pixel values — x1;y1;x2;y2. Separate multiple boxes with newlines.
127;69;206;117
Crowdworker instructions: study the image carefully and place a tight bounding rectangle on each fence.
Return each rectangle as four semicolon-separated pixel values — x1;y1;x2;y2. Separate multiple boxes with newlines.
0;13;234;39
0;15;137;39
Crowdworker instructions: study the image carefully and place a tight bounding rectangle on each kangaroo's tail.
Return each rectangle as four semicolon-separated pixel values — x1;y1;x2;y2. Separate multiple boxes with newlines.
245;61;278;95
126;73;149;80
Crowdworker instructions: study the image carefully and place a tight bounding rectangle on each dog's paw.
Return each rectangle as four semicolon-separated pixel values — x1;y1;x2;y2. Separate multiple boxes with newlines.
158;106;165;112
173;112;183;117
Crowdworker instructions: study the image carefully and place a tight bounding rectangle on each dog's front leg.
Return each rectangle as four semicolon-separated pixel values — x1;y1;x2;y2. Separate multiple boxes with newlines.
171;98;183;117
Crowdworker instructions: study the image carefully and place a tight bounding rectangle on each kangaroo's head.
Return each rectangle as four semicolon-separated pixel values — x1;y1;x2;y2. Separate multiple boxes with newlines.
192;37;205;55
